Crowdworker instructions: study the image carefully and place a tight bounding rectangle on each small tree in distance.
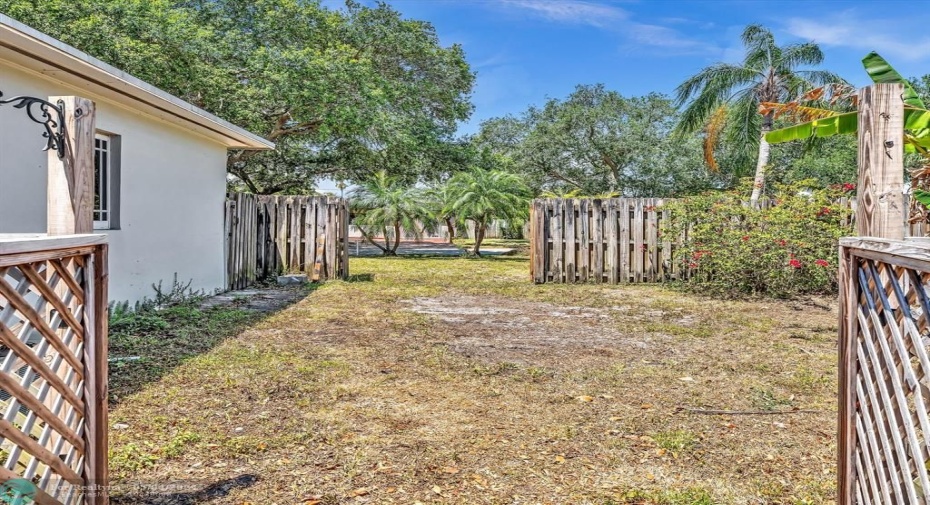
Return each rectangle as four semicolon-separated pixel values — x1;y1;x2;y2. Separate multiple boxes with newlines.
350;171;432;255
443;169;530;256
426;184;460;244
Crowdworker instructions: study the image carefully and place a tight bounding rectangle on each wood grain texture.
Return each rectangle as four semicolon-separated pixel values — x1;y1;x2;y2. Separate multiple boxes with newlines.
857;84;905;239
47;97;95;235
836;244;857;505
85;244;109;504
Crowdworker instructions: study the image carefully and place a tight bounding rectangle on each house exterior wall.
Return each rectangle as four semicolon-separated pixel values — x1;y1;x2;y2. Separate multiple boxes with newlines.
0;61;229;303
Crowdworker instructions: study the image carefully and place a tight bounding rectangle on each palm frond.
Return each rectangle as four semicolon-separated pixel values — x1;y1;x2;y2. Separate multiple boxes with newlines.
779;42;825;69
703;105;728;172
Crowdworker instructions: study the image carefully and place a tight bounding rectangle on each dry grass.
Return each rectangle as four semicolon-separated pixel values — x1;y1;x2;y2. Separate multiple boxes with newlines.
109;254;838;504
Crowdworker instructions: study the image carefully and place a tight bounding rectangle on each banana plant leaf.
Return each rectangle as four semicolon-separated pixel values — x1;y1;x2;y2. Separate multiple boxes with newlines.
862;52;927;109
766;108;930;144
914;190;930;208
765;111;857;143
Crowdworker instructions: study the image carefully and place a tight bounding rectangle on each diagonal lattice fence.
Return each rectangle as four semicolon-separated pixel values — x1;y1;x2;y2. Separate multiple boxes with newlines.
839;237;930;504
0;235;108;505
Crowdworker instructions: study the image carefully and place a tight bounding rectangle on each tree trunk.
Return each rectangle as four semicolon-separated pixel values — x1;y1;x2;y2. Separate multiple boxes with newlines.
445;218;456;244
382;226;393;256
357;226;388;254
749;113;774;207
390;221;402;254
473;222;486;256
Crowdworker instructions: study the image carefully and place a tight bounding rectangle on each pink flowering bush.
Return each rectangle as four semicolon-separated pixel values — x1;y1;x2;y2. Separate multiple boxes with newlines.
664;180;853;298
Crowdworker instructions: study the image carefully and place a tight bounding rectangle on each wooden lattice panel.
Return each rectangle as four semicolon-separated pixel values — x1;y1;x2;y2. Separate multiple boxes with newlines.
0;255;89;505
839;238;930;504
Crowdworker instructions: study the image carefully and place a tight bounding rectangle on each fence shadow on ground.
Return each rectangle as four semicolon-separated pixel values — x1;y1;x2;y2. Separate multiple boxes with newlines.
111;473;259;504
108;284;320;402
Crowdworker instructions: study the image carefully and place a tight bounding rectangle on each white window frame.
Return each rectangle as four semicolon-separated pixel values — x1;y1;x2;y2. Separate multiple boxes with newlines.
93;133;112;230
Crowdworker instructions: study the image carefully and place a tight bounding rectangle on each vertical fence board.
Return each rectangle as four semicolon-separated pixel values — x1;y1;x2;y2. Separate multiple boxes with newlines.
552;200;563;283
632;199;644;283
660;201;671;281
565;200;576;283
593;199;604;283
340;200;350;278
317;199;329;277
532;201;546;283
619;198;630;283
579;199;589;283
606;199;617;284
647;198;659;282
256;201;265;279
327;200;338;279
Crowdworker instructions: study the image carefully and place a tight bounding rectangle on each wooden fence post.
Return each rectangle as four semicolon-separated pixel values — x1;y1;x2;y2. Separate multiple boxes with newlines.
84;244;109;504
47;96;95;235
856;83;905;239
836;244;857;505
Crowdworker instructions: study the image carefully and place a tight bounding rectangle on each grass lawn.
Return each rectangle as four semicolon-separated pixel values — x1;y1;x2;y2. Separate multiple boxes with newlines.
108;252;838;504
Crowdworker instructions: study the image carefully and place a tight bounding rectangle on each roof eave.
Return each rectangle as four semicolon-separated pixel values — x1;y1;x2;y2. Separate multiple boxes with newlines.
0;14;274;151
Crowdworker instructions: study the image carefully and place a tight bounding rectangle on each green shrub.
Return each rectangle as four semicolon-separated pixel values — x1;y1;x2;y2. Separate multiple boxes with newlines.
664;180;853;298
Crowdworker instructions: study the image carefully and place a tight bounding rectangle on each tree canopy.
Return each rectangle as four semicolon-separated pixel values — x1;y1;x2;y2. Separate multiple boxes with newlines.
474;85;723;197
2;0;475;193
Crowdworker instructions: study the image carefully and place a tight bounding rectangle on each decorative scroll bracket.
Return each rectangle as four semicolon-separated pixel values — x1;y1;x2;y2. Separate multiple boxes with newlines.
0;90;83;159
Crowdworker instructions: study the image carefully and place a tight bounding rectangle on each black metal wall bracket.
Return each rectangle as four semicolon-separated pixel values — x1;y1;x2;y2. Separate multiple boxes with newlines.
0;90;82;159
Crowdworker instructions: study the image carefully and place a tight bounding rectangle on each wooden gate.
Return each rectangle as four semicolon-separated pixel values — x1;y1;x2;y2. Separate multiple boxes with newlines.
0;235;109;505
530;198;679;284
225;194;349;289
838;238;930;503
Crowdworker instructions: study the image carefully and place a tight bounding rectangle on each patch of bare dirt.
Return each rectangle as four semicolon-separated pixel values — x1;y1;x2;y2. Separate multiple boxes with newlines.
402;295;669;366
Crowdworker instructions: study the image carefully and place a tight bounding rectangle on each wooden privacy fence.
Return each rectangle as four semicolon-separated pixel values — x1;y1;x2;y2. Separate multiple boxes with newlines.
838;237;930;503
225;194;349;290
531;198;679;284
0;235;109;505
531;196;930;285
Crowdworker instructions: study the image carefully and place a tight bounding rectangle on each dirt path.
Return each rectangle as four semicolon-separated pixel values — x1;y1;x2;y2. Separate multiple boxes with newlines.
110;256;838;504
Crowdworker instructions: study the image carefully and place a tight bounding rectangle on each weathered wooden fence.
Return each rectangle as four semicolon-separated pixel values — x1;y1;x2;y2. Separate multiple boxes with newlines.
531;196;930;284
530;198;678;284
0;234;109;505
837;237;930;503
225;194;349;290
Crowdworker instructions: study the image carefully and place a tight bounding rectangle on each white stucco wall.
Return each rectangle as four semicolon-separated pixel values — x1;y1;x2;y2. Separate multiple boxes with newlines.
0;61;229;303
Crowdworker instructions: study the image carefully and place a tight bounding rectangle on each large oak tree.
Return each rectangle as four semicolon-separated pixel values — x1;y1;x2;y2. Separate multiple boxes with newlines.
474;85;720;197
2;0;475;193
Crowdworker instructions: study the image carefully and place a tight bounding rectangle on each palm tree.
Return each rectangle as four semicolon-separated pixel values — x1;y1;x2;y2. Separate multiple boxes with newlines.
350;171;433;255
674;24;844;206
426;184;461;245
443;169;530;255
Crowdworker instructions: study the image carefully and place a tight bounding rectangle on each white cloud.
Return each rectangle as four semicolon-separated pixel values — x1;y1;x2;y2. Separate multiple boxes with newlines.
785;13;930;62
627;23;708;50
500;0;628;28
498;0;718;56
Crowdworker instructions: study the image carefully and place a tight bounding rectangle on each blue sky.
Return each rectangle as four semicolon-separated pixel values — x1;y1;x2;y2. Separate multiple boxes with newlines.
317;0;928;191
332;0;930;135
